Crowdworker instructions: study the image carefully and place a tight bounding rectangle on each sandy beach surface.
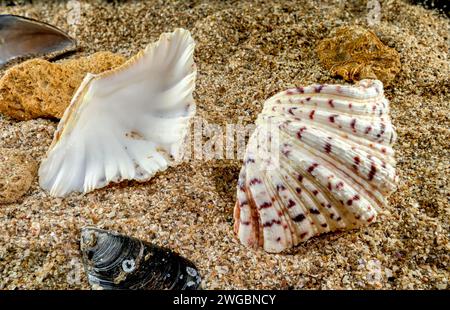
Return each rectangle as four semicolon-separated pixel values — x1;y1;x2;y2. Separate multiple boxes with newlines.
0;0;448;289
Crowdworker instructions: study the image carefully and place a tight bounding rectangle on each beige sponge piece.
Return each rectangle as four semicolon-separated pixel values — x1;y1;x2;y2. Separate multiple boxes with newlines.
0;148;37;204
0;52;126;120
316;26;401;86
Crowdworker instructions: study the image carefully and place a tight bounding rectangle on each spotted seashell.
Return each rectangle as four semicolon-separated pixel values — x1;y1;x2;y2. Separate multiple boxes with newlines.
80;227;201;290
234;79;398;253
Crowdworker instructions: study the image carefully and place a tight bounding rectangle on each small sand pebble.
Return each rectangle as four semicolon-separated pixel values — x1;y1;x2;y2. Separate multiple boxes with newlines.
0;148;37;204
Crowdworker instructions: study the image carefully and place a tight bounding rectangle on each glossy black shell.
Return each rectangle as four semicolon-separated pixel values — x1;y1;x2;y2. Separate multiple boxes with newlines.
80;227;201;290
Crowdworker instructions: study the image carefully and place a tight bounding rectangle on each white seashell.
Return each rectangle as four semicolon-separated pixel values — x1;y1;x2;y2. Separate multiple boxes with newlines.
39;29;196;197
234;79;398;253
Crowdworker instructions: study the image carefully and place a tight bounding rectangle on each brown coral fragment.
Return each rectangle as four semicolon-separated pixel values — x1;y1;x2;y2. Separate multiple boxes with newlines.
0;52;126;120
316;26;401;86
0;148;37;204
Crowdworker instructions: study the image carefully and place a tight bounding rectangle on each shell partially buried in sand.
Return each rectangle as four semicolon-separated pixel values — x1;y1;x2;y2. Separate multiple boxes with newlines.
234;80;398;253
0;52;126;120
39;28;197;197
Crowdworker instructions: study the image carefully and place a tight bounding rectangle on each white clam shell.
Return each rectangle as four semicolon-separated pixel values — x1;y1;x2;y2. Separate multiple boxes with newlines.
39;29;196;197
234;79;398;253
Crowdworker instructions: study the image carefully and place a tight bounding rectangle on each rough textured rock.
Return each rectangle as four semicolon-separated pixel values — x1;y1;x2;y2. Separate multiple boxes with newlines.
316;26;401;86
0;52;126;120
0;148;37;204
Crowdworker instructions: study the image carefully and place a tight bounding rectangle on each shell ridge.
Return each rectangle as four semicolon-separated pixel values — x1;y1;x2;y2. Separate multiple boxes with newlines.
265;114;395;165
267;168;309;244
278;153;348;232
278;120;396;191
272;163;328;240
288;158;350;231
285;138;380;222
266;106;392;145
271;80;383;101
236;163;260;248
244;154;288;252
234;80;396;252
279;128;386;215
278;154;358;229
261;170;295;249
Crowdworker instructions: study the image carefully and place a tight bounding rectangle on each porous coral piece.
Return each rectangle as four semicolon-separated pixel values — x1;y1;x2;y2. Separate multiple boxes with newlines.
0;52;126;120
0;148;37;204
316;26;401;86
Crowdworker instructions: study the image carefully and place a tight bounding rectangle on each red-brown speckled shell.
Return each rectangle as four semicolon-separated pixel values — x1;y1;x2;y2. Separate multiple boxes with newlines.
234;80;397;253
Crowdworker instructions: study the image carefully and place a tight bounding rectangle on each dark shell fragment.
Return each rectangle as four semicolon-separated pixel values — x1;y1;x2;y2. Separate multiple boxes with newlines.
0;14;77;68
80;227;201;290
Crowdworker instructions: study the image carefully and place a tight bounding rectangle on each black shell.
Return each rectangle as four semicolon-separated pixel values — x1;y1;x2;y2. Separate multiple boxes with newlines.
0;14;77;68
80;227;201;290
